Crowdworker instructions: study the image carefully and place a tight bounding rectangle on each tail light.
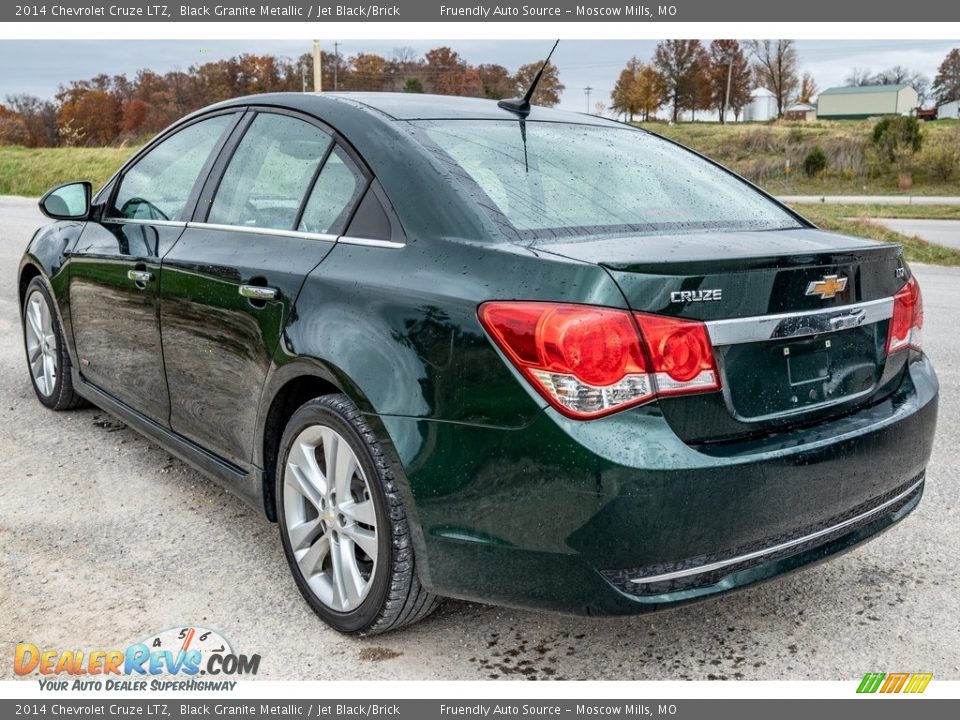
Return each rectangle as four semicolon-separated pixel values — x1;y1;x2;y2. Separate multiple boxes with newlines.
478;301;720;419
887;277;923;354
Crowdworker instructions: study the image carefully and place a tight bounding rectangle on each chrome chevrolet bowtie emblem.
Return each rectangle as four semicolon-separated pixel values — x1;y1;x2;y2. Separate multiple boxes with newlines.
805;274;847;300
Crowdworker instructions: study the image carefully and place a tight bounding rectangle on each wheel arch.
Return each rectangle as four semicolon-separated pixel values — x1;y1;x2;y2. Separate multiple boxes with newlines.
256;359;385;522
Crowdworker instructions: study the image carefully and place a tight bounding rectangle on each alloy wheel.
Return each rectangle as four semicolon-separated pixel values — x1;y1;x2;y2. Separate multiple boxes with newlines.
24;289;58;398
282;425;379;612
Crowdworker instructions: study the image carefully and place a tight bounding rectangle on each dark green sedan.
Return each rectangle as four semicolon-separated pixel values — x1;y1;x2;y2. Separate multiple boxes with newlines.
19;93;937;635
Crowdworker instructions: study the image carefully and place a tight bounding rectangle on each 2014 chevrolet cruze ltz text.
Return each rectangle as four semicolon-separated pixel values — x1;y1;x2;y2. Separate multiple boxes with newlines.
18;92;938;635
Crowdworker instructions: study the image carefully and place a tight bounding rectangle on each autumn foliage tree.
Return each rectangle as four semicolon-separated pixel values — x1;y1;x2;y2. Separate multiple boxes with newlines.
513;60;565;106
1;47;568;147
653;39;709;122
707;40;751;123
933;48;960;104
611;57;664;122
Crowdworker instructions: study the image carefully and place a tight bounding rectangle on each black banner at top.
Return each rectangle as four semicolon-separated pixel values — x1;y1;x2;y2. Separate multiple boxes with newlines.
6;0;960;23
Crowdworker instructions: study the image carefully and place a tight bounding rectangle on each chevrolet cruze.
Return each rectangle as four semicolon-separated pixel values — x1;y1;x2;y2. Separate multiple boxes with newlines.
19;93;938;634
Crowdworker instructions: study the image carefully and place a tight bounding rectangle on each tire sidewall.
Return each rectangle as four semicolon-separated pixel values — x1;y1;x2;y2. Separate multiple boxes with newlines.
22;277;66;409
276;397;393;634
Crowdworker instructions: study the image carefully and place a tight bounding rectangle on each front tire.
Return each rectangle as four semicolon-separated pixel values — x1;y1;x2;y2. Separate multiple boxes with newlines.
276;394;439;635
21;276;85;411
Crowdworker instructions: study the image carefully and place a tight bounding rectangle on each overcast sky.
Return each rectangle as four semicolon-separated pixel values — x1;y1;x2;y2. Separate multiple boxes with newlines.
0;39;957;113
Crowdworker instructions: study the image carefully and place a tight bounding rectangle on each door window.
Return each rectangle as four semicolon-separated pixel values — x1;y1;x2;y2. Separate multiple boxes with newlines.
297;146;366;235
208;113;334;231
111;114;233;222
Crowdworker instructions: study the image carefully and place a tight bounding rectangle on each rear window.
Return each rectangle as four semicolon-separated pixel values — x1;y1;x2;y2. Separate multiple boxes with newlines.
412;120;802;240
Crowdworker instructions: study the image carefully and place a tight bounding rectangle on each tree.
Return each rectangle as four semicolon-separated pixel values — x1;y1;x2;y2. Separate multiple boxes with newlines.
707;40;751;123
747;40;799;118
844;67;875;87
477;64;516;100
874;66;929;102
797;72;819;104
349;53;390;91
653;39;708;122
933;48;960;104
56;83;120;145
4;94;58;147
611;57;644;121
424;47;481;96
513;60;565;106
403;77;425;93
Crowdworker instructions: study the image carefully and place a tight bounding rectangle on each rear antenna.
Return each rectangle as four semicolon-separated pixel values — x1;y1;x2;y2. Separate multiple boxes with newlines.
498;40;560;117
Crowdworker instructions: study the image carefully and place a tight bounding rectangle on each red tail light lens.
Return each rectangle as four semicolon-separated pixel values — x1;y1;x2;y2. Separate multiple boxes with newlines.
887;277;923;354
634;313;721;396
478;302;720;419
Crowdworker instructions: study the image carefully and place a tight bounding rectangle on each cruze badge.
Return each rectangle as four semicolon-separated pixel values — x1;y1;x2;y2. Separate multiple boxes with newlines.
670;289;722;303
805;274;847;300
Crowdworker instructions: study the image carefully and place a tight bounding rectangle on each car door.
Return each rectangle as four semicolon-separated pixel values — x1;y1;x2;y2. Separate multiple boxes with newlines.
160;109;369;468
68;112;239;423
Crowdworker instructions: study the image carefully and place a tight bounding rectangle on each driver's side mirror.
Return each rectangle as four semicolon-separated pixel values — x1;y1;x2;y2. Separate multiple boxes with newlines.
39;181;92;220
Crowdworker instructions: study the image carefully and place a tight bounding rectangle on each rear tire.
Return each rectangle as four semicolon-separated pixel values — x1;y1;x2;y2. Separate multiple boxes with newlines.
21;276;85;411
276;394;440;635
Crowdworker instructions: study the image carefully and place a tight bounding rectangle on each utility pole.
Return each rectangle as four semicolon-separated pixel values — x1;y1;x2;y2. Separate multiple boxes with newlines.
722;52;734;124
312;40;322;92
334;41;340;92
585;86;593;113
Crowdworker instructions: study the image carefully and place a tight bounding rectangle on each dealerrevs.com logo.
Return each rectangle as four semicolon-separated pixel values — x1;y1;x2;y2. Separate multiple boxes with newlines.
14;626;260;691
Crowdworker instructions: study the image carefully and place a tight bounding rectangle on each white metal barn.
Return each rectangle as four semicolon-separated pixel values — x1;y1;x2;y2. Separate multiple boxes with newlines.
817;84;919;120
938;100;960;119
744;88;778;121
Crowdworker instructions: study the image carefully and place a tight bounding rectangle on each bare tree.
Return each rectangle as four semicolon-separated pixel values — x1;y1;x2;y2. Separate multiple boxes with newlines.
746;40;799;118
844;67;875;87
873;66;930;103
797;72;819;104
653;39;709;122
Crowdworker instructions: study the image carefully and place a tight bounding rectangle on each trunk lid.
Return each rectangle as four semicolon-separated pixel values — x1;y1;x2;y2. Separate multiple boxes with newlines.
536;228;908;441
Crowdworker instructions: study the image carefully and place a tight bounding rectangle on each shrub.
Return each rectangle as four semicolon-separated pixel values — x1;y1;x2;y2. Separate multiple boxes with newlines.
803;146;828;176
917;137;960;182
871;116;923;169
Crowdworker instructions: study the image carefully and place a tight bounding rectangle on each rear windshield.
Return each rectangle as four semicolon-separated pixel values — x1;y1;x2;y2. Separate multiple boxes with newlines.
412;120;802;241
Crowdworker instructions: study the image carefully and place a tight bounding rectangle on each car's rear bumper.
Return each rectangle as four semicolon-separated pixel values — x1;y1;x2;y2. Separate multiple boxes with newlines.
376;355;938;615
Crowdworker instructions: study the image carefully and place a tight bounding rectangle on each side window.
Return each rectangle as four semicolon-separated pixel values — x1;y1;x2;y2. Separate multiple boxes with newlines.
298;147;367;235
208;113;333;231
112;114;232;222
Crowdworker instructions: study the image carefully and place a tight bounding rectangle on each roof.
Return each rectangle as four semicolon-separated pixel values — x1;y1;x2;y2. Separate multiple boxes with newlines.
786;102;816;111
819;84;913;96
323;92;622;126
750;88;775;97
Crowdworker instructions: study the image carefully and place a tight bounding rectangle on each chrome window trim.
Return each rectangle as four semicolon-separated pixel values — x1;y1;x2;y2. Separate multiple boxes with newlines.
705;297;893;347
629;476;923;586
185;221;405;248
105;218;188;228
186;221;338;243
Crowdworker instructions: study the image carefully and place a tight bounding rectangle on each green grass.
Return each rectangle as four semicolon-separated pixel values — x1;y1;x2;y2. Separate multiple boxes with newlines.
0;145;139;197
793;204;960;266
794;204;960;221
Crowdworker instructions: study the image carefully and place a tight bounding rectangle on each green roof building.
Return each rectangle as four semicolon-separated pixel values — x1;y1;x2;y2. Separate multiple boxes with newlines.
817;84;919;120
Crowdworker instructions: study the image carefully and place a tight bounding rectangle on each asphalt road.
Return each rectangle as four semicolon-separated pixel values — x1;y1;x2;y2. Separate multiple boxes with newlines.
872;218;960;250
1;195;958;681
780;195;960;205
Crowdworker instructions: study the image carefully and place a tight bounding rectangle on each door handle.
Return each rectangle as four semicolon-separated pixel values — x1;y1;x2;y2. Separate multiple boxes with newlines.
127;269;154;284
239;285;279;301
